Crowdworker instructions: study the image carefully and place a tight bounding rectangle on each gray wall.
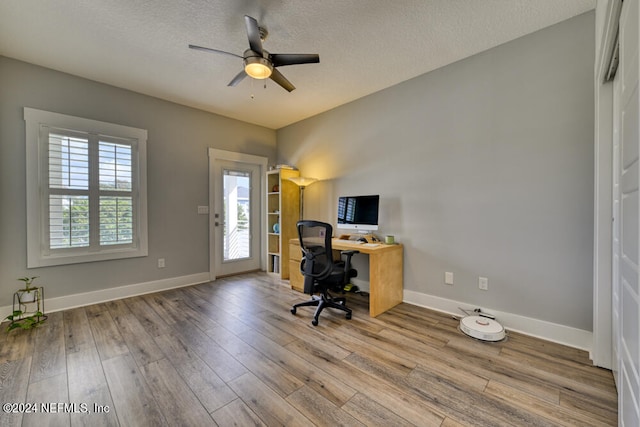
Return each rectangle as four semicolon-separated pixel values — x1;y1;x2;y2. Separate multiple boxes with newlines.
277;12;595;330
0;56;276;305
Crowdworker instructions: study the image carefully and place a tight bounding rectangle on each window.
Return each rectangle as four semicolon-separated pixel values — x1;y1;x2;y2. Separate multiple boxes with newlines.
25;108;148;267
222;168;251;261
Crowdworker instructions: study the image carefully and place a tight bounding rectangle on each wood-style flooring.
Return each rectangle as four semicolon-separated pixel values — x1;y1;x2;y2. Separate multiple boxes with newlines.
0;272;617;426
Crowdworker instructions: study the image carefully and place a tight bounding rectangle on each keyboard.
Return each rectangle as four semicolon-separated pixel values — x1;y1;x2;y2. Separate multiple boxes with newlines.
334;240;380;248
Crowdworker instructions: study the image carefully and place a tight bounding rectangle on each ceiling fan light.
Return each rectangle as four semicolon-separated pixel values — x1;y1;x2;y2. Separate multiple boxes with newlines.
244;57;273;79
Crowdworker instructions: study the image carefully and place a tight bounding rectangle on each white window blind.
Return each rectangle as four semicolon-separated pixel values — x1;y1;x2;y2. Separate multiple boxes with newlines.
48;132;90;249
25;108;147;267
98;140;134;246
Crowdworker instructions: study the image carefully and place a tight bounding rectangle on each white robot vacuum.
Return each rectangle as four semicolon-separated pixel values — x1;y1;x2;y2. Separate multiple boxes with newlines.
460;315;506;342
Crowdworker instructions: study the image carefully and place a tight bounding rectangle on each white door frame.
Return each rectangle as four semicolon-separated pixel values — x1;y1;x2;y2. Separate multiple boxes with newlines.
593;0;623;369
208;148;268;280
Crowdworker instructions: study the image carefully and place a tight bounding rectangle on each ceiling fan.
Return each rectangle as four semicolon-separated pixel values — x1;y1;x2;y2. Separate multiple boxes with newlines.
189;15;319;92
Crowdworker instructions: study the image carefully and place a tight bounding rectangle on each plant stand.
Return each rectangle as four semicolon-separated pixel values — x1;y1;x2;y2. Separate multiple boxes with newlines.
7;287;47;331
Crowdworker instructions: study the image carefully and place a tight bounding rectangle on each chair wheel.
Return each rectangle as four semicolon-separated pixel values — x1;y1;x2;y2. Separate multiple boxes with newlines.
312;319;318;326
346;313;352;320
291;308;296;315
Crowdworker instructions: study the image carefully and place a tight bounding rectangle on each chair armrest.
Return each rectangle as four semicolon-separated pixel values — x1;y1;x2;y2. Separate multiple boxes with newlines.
340;250;359;257
340;250;359;275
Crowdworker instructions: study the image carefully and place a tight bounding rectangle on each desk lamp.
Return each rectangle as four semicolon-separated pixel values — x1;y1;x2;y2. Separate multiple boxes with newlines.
288;177;318;220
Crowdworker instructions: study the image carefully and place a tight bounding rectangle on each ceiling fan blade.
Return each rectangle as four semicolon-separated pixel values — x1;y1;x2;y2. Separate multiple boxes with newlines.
244;15;263;55
228;70;248;87
189;44;243;59
269;68;295;92
271;54;320;67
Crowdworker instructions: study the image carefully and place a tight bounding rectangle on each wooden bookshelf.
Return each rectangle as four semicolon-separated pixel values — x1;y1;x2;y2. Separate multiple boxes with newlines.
266;168;299;279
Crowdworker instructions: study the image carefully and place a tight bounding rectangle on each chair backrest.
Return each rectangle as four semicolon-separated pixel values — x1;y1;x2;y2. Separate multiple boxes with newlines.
297;220;334;282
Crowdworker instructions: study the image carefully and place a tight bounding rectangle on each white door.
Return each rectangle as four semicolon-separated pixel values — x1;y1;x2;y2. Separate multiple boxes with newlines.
615;0;640;424
208;150;267;278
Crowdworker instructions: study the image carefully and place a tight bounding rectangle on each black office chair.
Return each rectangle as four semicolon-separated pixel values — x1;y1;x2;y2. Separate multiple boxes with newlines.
290;220;358;326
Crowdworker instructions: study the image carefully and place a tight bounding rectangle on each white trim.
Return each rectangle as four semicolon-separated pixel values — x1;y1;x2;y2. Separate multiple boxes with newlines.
207;148;268;281
404;290;593;351
593;80;614;368
592;0;621;369
0;275;592;351
0;273;210;321
596;0;623;81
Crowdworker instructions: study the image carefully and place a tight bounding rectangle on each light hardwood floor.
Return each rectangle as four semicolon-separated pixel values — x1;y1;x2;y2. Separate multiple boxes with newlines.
0;272;617;426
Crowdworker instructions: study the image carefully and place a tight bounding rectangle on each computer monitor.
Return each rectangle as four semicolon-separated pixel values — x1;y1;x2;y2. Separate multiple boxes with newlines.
336;195;379;232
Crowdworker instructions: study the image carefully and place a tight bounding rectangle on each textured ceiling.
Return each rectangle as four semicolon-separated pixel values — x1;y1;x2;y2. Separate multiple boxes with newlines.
0;1;595;129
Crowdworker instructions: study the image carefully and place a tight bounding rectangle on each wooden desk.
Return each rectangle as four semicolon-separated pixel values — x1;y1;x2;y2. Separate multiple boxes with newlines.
289;238;403;317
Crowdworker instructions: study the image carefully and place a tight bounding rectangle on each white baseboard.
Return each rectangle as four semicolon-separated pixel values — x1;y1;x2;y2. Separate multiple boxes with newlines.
0;272;211;320
1;274;592;353
403;289;593;352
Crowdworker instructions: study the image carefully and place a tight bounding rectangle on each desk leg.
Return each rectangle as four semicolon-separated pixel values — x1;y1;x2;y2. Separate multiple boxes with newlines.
368;247;403;317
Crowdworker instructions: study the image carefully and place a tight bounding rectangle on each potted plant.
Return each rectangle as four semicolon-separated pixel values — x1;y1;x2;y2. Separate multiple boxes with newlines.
4;309;46;331
17;276;39;303
3;276;47;331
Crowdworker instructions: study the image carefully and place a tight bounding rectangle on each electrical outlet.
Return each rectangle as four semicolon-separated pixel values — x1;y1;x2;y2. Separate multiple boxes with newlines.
478;276;488;290
445;272;454;285
158;258;166;268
